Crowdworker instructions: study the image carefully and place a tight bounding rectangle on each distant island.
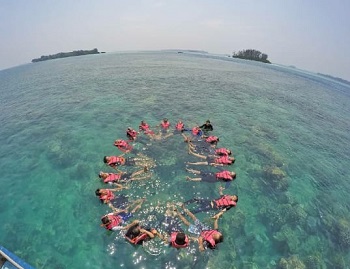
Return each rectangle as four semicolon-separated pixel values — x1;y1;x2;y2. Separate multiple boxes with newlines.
317;73;350;86
232;49;271;64
32;48;102;63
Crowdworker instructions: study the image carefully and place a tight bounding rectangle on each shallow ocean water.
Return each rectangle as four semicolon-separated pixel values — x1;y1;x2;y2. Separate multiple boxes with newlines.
0;51;350;269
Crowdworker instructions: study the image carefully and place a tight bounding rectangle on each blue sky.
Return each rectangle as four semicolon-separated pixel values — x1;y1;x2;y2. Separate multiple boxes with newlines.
1;0;349;80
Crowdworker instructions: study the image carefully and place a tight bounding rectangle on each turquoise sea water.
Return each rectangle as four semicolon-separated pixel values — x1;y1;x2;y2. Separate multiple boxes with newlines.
1;52;350;269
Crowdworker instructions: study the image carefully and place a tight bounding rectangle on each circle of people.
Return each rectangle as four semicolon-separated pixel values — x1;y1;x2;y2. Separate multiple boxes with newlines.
96;119;238;251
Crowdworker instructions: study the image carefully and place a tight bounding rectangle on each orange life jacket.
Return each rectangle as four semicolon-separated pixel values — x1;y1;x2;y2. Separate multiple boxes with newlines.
214;195;237;208
215;156;232;165
114;140;133;152
107;156;125;166
215;170;233;181
215;148;230;156
175;122;184;131
99;189;115;203
161;121;170;129
200;230;220;248
125;232;149;245
206;136;219;143
104;173;122;183
192;127;200;136
102;214;122;230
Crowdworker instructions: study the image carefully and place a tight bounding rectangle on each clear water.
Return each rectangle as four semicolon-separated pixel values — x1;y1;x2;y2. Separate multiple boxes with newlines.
0;52;349;269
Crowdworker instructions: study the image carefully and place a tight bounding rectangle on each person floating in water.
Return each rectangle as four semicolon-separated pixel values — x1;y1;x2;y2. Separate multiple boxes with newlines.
156;230;191;249
103;154;155;170
139;120;155;136
199;120;213;134
173;205;224;251
186;149;235;166
100;199;146;231
124;220;158;245
185;167;236;188
183;186;238;217
126;127;138;141
157;118;171;135
185;135;219;156
98;168;151;185
114;139;133;153
95;187;130;204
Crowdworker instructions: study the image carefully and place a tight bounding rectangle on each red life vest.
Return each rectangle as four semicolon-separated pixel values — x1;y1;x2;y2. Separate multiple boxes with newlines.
125;232;149;245
139;123;155;135
127;129;137;139
114;140;133;152
161;121;170;129
214;195;237;208
107;156;125;166
215;148;230;156
200;230;219;248
175;122;184;131
139;123;150;131
215;156;232;165
104;173;121;183
192;127;200;136
215;170;233;181
170;232;190;248
102;214;122;230
206;136;219;143
99;189;115;202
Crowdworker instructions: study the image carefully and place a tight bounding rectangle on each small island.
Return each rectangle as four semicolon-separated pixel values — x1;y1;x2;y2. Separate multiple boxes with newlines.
232;49;271;64
32;48;101;63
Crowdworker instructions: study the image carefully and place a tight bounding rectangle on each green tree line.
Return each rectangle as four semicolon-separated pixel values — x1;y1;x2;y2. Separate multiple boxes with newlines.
232;49;271;63
32;48;100;63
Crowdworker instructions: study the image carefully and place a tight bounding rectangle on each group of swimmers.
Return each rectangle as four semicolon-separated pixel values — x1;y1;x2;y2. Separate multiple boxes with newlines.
95;119;238;251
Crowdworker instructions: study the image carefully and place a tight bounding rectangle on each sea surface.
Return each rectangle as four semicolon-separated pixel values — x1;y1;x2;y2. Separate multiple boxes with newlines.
0;51;350;269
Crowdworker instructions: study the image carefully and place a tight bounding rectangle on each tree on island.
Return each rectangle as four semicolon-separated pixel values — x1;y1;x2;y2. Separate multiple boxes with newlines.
232;49;271;64
32;48;100;63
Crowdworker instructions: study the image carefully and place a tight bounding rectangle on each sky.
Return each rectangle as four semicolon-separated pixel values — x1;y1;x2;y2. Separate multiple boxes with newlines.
1;0;350;80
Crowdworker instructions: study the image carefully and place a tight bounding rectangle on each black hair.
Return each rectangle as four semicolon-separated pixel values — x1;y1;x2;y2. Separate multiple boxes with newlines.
206;120;210;123
95;189;101;196
103;156;108;163
232;172;237;179
175;232;186;245
101;216;109;224
235;196;239;203
125;223;140;239
228;150;232;155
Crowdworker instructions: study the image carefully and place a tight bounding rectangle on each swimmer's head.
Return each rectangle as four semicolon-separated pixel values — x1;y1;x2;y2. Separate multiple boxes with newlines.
231;172;236;179
101;216;110;225
175;232;186;245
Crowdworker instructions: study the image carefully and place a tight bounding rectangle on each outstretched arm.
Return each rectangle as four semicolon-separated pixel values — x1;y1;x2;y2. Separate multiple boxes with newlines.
218;186;225;196
174;208;191;226
111;184;129;192
121;220;140;230
212;213;222;230
198;236;205;251
140;228;156;238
